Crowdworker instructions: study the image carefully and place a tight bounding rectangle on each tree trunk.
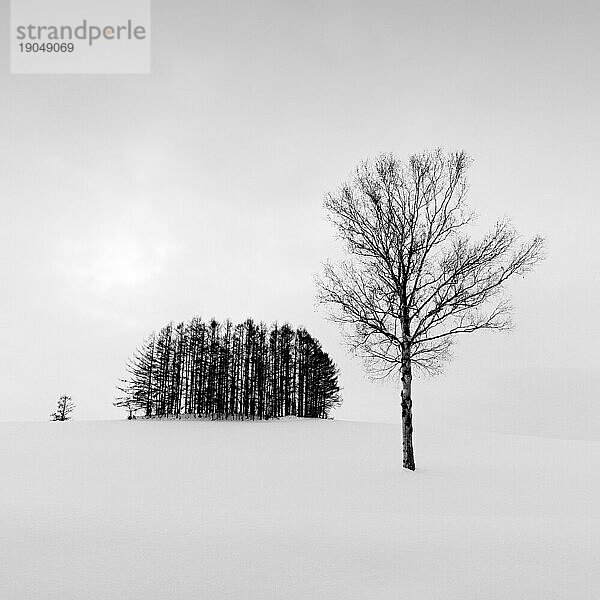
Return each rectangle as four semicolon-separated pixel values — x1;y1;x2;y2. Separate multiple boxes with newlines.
400;346;415;470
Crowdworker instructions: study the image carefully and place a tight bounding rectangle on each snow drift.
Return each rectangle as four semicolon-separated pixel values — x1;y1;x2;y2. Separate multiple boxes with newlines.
1;419;597;599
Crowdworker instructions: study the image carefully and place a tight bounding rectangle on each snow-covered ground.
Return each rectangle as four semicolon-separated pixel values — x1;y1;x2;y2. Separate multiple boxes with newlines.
1;419;597;599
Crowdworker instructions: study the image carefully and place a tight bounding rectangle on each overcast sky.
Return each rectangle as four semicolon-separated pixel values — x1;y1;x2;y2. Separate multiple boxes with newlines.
1;0;598;438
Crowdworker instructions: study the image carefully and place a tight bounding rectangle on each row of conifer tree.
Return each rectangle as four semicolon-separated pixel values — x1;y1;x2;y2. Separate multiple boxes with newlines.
116;317;341;420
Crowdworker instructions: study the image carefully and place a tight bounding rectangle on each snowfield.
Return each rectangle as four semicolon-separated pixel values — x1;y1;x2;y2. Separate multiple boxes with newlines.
1;419;598;599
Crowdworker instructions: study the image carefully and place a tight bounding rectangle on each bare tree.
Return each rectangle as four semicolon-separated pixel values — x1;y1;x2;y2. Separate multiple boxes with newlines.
50;395;75;421
317;149;544;470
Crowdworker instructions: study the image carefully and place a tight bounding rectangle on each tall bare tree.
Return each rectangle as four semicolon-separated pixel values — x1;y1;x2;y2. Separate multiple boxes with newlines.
317;149;544;470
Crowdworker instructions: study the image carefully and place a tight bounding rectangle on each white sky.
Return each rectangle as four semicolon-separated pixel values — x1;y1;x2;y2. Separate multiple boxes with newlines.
1;0;598;437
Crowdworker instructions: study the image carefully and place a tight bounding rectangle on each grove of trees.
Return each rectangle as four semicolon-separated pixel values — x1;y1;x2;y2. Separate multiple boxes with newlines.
116;317;341;420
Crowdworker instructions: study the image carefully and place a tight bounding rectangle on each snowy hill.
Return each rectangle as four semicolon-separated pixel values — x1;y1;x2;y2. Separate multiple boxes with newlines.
1;419;597;599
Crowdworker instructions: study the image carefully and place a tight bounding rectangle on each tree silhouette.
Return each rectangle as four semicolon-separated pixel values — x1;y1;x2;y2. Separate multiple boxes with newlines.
317;149;544;469
116;317;342;420
50;395;75;421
